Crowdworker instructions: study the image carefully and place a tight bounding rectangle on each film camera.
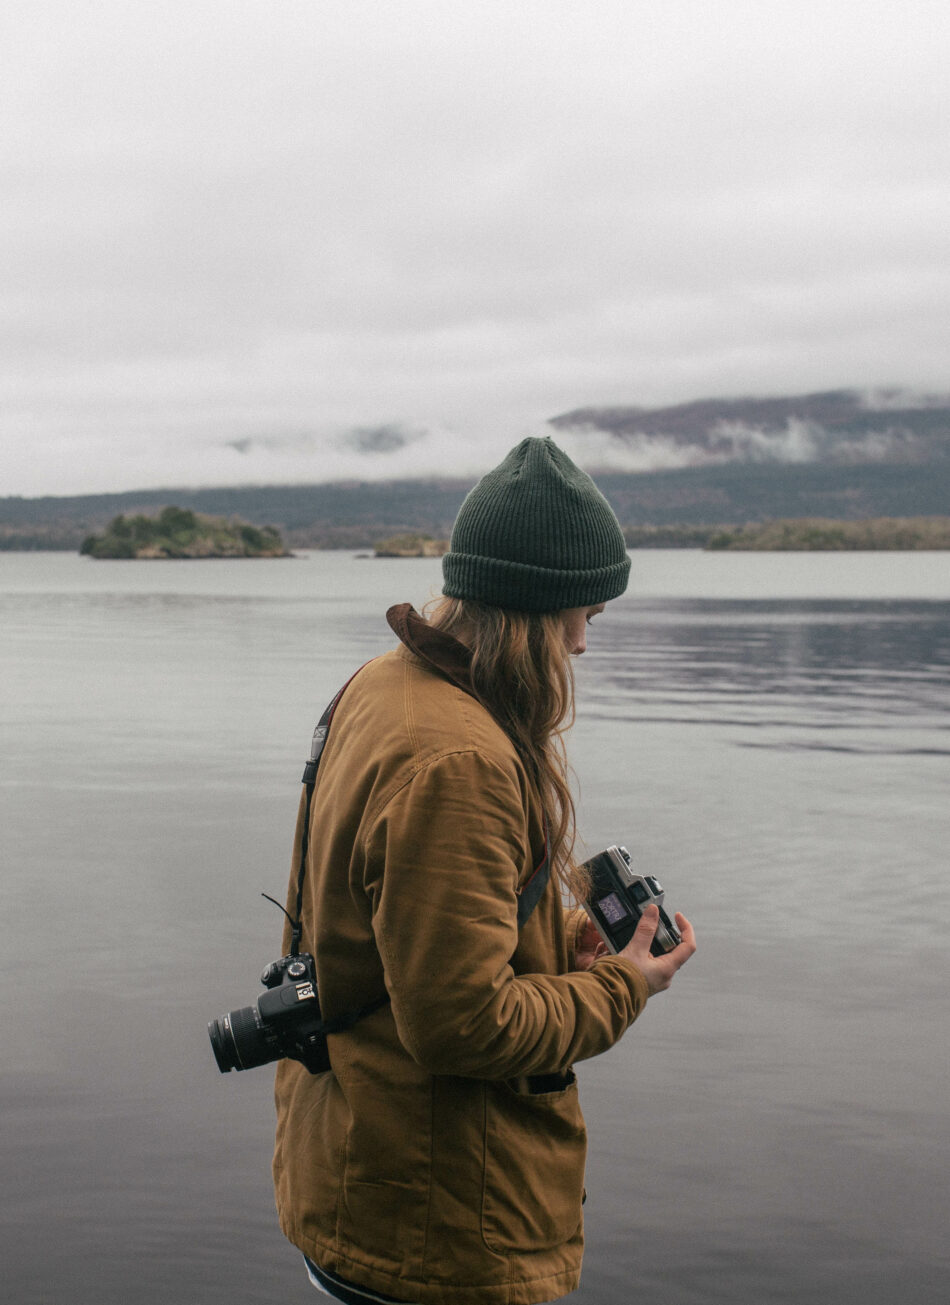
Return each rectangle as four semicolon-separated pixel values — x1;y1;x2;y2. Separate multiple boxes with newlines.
207;952;331;1074
582;846;681;957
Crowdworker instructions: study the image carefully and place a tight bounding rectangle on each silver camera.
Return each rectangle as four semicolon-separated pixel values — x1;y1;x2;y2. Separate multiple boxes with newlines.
582;846;681;956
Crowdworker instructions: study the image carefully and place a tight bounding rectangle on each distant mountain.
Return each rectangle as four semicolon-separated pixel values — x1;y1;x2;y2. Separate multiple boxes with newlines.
551;389;950;469
3;390;950;549
0;480;474;551
594;460;950;526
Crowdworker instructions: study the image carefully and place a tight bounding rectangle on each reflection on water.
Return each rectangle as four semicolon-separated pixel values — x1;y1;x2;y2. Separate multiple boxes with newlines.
581;600;950;754
1;551;949;1304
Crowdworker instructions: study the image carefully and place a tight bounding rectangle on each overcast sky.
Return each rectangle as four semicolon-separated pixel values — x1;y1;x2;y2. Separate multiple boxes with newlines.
3;0;949;495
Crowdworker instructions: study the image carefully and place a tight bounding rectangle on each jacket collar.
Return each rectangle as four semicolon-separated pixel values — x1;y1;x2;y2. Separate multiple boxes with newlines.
386;603;475;697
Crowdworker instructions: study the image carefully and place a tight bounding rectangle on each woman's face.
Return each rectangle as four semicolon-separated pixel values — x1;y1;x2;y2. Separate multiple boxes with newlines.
560;603;606;655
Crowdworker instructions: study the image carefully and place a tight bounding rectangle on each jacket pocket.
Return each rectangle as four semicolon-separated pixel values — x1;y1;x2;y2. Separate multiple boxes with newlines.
481;1074;586;1254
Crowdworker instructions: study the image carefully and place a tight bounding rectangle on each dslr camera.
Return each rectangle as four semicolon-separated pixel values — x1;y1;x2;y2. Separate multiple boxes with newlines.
582;846;681;957
207;952;331;1074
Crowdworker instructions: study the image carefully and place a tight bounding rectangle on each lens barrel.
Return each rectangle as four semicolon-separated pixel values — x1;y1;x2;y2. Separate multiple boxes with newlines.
207;1004;278;1073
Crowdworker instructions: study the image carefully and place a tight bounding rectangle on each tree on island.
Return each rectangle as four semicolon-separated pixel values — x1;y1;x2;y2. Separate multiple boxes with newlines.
373;533;449;557
704;516;950;550
80;507;288;558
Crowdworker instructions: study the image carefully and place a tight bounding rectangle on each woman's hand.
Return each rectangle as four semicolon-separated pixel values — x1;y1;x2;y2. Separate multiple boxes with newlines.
617;905;696;995
573;915;609;971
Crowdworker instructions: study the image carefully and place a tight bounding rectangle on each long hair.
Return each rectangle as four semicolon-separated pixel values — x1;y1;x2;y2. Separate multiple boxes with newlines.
425;596;588;901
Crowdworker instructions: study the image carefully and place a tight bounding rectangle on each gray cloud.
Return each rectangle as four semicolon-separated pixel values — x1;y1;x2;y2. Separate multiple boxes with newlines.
1;0;949;493
340;425;425;456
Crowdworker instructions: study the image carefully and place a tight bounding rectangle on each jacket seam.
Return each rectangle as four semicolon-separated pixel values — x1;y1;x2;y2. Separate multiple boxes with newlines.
402;653;419;756
362;746;524;832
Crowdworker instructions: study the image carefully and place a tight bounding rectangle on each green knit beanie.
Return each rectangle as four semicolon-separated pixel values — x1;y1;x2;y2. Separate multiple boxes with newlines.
442;437;630;612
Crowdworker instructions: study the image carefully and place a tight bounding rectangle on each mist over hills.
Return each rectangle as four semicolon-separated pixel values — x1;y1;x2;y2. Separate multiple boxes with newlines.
3;390;949;549
552;389;950;471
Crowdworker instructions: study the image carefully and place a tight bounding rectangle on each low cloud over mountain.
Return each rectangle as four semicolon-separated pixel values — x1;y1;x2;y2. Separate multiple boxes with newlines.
339;424;426;456
551;390;950;473
225;423;424;460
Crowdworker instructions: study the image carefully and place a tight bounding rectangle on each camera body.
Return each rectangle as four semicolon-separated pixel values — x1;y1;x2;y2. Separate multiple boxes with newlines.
582;846;681;957
208;952;331;1075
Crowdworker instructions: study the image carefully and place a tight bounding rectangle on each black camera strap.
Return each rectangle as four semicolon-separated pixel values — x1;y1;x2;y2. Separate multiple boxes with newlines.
516;823;551;928
291;666;369;955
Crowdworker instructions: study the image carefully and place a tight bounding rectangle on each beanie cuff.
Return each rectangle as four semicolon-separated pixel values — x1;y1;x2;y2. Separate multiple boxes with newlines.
442;551;631;613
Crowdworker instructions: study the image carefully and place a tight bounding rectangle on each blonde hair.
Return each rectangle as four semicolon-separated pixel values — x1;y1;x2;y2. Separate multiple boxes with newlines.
425;596;588;901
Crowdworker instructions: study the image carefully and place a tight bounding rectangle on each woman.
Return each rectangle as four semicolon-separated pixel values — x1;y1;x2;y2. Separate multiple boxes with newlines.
273;436;695;1305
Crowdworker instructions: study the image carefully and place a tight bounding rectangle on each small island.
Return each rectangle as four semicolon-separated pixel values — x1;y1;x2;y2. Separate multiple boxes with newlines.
374;533;449;558
80;507;289;559
622;517;950;550
704;517;950;551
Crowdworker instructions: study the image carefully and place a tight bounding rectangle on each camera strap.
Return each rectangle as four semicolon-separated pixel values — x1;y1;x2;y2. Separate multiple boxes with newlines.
291;665;372;955
516;823;551;929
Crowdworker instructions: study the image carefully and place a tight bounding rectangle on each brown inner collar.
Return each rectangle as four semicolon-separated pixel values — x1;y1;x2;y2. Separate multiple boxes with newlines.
386;602;475;696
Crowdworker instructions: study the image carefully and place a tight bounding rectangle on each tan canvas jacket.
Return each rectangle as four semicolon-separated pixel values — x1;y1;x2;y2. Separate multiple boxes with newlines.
273;606;649;1304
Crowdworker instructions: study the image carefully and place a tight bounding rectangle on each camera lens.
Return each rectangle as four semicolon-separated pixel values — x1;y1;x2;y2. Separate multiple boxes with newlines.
207;1005;278;1073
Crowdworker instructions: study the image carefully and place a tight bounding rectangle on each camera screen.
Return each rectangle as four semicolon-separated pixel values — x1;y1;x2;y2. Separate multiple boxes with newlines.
596;892;630;926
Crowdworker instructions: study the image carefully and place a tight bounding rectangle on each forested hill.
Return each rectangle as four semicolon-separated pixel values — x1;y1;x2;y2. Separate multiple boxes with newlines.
0;479;473;550
3;460;950;550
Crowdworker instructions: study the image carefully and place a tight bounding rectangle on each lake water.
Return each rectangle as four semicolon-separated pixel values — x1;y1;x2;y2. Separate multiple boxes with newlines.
2;549;949;1304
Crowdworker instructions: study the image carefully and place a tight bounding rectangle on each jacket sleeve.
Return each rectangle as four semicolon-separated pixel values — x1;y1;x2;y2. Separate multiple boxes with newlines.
563;906;588;970
362;748;649;1079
